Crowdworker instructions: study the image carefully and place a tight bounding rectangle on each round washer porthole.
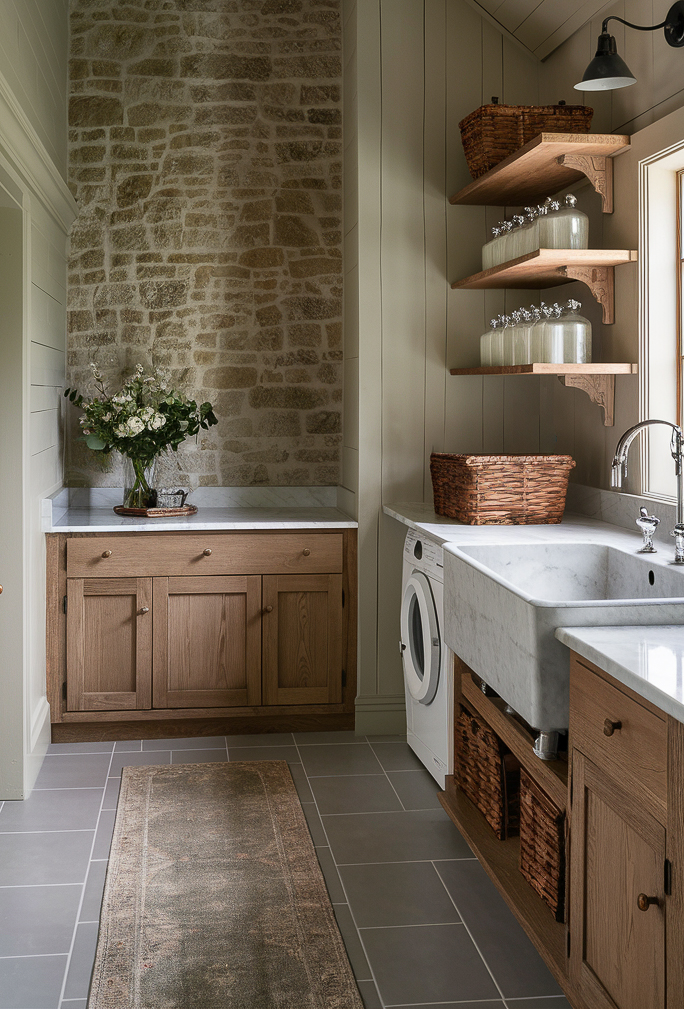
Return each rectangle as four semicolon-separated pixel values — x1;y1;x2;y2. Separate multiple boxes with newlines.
400;570;440;705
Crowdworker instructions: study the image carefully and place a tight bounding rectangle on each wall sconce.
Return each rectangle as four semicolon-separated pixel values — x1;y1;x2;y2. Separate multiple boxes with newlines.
574;1;684;92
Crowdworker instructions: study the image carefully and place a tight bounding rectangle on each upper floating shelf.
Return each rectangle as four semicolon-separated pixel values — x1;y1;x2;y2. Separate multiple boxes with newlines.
449;133;630;214
451;248;638;324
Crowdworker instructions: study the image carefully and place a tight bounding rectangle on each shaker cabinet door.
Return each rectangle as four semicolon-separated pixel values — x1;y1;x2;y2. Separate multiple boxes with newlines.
66;577;152;711
570;749;666;1009
152;575;262;709
262;573;343;706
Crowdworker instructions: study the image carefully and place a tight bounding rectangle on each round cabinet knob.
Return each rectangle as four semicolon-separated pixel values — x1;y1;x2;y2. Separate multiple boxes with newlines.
203;548;212;556
637;893;659;912
102;550;112;558
0;585;3;594
264;605;274;614
139;606;149;615
302;548;311;557
603;718;622;736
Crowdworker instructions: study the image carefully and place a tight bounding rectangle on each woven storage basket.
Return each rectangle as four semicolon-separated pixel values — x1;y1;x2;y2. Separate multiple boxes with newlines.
430;453;575;525
455;703;520;841
519;768;566;921
458;101;593;179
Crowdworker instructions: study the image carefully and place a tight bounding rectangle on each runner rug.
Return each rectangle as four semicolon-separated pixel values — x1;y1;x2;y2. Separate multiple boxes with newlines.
87;761;363;1009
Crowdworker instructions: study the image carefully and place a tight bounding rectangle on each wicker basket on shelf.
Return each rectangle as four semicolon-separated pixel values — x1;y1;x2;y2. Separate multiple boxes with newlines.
455;703;520;841
458;100;593;179
430;453;575;525
519;768;566;921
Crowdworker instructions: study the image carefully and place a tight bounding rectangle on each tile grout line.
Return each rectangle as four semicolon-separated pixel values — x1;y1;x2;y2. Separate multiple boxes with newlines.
366;741;408;811
292;735;384;1003
57;746;116;1009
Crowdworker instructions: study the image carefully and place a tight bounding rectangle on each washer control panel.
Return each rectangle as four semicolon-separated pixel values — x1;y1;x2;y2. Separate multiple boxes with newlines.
404;529;443;578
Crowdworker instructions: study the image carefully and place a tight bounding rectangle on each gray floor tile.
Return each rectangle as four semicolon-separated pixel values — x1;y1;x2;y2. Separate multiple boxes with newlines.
80;859;108;922
0;954;67;1009
46;741;114;754
357;979;382;1008
102;776;121;810
0;829;93;886
62;1002;88;1009
362;922;499;1006
34;752;112;789
324;809;473;864
387;768;443;809
288;762;313;802
108;750;170;776
365;734;407;742
506;999;572;1008
224;732;294;747
227;746;299;763
315;846;346;902
394;1003;504;1008
339;862;460;927
294;730;363;744
143;736;226;750
301;802;327;845
0;884;82;955
170;749;228;764
299;743;383;776
435;860;562;999
370;740;425;771
113;740;142;751
333;903;372;980
63;921;99;1000
0;789;103;832
310;774;403;814
92;809;117;860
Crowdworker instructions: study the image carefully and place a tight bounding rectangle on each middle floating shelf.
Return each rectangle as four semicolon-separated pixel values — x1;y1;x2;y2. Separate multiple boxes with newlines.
451;248;638;324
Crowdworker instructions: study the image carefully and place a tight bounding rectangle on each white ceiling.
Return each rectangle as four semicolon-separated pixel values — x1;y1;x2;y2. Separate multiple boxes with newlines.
466;0;613;60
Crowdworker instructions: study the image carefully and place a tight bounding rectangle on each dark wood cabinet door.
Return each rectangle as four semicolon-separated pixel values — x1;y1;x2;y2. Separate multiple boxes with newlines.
66;577;152;711
152;575;262;709
570;749;666;1009
262;574;343;706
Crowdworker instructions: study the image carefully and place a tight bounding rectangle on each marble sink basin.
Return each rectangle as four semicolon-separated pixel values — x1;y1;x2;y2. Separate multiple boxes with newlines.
444;542;684;732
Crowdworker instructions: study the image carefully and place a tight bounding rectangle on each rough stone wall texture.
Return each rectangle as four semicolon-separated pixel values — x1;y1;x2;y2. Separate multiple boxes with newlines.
66;0;343;488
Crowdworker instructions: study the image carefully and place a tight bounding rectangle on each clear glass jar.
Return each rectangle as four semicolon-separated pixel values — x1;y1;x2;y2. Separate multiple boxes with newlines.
537;200;561;249
546;194;588;250
513;307;533;364
489;317;504;366
502;313;515;366
562;298;592;363
480;319;495;366
482;225;501;271
528;303;546;363
519;207;538;258
508;215;526;261
541;303;565;363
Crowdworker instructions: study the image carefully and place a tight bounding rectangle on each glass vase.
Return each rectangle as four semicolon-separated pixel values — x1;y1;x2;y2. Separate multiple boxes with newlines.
122;456;157;509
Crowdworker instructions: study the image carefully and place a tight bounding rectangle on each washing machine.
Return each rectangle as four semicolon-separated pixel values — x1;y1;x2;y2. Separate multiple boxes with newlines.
400;528;453;787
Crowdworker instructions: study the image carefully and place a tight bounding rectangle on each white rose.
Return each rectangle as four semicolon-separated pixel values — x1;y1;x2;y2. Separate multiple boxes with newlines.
149;413;166;430
126;417;145;436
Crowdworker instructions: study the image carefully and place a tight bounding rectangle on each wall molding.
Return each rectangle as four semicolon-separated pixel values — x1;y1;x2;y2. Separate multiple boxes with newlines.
0;67;77;231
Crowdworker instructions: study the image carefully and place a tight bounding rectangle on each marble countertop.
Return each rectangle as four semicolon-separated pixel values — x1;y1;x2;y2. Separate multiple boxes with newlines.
556;626;684;724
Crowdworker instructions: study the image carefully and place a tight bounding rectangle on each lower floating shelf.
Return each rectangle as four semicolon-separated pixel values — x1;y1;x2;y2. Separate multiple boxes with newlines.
448;363;638;427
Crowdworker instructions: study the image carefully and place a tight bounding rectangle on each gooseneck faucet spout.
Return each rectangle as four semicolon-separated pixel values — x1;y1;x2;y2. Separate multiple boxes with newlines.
611;419;684;562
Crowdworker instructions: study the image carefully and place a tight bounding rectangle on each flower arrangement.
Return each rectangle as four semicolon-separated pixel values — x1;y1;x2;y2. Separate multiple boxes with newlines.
65;364;218;508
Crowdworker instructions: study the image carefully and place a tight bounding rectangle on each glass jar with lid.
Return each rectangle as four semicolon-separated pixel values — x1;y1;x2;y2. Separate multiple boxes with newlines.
562;299;592;363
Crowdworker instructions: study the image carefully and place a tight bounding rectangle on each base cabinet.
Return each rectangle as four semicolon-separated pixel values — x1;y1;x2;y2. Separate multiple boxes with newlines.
48;529;356;735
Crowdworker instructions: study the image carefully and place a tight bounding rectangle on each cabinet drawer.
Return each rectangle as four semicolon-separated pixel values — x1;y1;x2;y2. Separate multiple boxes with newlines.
66;532;343;578
570;656;667;819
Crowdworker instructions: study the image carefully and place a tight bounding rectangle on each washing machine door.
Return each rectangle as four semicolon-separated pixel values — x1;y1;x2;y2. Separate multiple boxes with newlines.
400;571;440;704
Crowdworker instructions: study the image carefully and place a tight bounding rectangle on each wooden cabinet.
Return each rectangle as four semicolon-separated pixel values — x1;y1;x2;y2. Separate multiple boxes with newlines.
47;528;356;739
568;655;672;1009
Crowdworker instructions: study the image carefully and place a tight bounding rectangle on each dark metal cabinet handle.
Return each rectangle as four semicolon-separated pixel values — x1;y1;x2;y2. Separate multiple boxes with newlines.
203;548;212;556
102;550;112;558
637;893;659;911
603;718;622;736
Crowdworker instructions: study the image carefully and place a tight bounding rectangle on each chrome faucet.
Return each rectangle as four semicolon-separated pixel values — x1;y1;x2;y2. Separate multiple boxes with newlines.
611;419;684;563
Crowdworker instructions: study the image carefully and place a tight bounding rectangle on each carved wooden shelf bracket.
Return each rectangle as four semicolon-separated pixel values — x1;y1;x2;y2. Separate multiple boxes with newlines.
556;153;614;213
559;264;614;324
558;373;615;426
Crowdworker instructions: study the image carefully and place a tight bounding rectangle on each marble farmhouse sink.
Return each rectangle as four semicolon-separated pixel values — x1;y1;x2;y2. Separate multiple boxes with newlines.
444;542;684;733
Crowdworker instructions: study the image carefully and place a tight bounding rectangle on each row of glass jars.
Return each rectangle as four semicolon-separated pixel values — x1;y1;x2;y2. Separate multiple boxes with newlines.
480;300;592;366
482;195;589;271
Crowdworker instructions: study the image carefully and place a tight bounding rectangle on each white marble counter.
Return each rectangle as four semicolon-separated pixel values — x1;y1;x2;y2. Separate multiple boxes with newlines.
44;487;356;532
555;625;684;724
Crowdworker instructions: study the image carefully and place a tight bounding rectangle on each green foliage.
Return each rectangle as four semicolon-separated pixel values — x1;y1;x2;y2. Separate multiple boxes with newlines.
64;363;218;466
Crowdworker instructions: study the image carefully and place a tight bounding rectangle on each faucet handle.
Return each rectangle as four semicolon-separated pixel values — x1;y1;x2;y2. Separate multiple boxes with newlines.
637;507;660;554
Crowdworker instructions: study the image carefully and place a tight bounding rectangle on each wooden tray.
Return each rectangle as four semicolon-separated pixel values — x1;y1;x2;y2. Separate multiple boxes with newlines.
113;504;198;518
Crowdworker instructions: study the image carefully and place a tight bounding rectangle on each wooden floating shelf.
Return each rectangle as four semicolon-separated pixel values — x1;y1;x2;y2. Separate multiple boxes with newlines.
451;248;638;325
449;133;630;214
448;363;638;427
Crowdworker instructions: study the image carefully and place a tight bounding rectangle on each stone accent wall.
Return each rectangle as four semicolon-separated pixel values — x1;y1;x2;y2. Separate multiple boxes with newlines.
66;0;343;488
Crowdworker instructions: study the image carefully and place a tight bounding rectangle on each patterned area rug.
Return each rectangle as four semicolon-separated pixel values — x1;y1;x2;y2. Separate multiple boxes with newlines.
87;761;363;1009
